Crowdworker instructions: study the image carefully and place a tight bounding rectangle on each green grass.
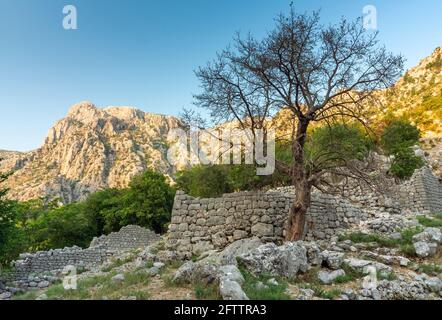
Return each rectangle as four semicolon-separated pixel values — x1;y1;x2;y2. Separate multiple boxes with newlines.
333;274;354;284
419;264;442;276
299;283;341;300
239;268;291;300
339;227;424;258
194;282;221;300
417;214;442;228
399;244;417;257
377;271;397;281
13;291;39;300
14;270;152;300
338;232;400;248
101;256;134;272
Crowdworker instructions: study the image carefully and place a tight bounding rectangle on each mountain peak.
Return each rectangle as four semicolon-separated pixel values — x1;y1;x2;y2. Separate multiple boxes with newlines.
67;101;98;121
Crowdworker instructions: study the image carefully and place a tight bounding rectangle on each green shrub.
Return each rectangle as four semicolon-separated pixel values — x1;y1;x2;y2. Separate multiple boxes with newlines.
194;282;221;300
239;267;291;300
0;169;26;265
380;120;423;179
114;170;175;233
1;169;175;263
24;202;98;251
417;215;442;228
419;264;442;276
389;148;424;179
381;120;420;155
176;165;232;198
305;123;374;170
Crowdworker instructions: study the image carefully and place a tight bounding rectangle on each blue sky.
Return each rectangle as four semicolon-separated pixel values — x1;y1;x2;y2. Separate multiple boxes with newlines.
0;0;441;151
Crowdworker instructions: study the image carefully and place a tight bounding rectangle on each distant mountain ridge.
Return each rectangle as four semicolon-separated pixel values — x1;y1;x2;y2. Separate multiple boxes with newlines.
0;102;183;203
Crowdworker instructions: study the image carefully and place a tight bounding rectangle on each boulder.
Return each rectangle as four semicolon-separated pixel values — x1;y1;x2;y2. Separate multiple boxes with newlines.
218;265;244;285
318;269;346;285
344;258;392;274
172;261;195;284
212;237;263;266
219;279;249;300
413;228;442;244
414;241;438;258
38;281;50;288
237;242;308;280
173;261;219;285
111;274;125;282
300;241;323;265
321;250;345;270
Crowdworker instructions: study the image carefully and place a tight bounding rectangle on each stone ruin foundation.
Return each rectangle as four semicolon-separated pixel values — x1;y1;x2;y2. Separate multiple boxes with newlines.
166;167;442;257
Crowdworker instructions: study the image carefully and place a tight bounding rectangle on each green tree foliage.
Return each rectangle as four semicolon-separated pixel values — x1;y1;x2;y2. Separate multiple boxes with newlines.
24;202;97;251
389;148;424;179
82;189;125;235
381;120;424;179
0;165;24;265
176;155;292;199
113;170;175;233
175;127;373;199
381;120;421;154
0;169;175;264
305;124;373;170
176;165;232;198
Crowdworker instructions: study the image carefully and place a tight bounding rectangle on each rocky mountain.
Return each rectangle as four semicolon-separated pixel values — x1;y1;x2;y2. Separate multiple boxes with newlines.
1;47;441;203
0;102;184;203
369;46;442;137
376;46;442;176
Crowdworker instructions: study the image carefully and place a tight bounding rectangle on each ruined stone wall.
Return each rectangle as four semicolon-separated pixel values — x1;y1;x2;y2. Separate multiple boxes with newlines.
90;225;160;252
166;190;369;255
2;225;158;284
397;167;442;214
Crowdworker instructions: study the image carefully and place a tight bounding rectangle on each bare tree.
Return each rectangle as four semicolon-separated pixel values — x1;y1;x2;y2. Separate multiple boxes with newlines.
193;8;404;240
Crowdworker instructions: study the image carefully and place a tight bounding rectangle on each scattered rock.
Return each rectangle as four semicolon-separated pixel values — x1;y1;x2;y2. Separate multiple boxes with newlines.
344;258;392;274
318;269;346;285
38;281;50;288
321;250;345;270
238;242;308;280
218;265;244;285
111;274;125;282
414;241;438;258
413;228;442;244
209;238;263;266
219;279;249;300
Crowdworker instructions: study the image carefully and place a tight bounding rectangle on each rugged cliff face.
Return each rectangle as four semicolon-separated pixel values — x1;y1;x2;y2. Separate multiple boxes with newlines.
1;102;184;203
370;46;442;137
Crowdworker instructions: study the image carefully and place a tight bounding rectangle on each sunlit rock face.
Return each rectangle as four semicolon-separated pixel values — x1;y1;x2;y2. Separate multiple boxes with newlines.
2;101;185;203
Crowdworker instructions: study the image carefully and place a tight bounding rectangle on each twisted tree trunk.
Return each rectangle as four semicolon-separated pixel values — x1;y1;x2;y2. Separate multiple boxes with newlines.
285;118;312;241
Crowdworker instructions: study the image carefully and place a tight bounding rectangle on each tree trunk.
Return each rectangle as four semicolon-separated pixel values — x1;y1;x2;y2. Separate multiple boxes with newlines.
285;117;311;241
285;178;311;241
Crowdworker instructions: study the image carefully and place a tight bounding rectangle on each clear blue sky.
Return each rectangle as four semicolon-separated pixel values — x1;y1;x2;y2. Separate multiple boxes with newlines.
1;0;441;151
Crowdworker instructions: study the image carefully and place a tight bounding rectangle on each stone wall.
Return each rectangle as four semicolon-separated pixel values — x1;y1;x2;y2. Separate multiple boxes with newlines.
166;166;442;256
90;225;160;252
1;225;159;284
397;167;442;214
166;190;370;256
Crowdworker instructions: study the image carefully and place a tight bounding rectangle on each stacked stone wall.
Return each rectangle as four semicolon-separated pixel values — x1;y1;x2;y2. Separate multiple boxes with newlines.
166;190;369;255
